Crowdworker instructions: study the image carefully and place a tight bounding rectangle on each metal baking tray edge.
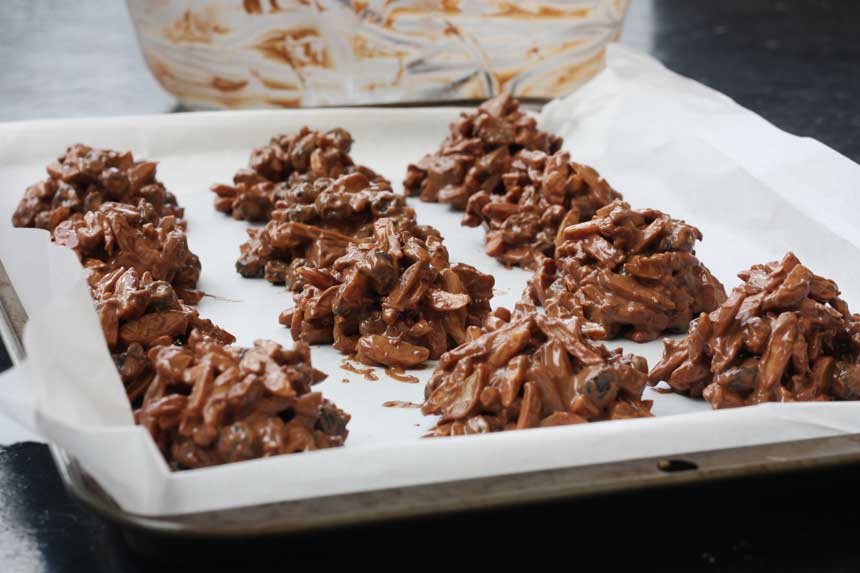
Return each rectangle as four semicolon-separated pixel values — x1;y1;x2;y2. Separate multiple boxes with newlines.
4;255;860;539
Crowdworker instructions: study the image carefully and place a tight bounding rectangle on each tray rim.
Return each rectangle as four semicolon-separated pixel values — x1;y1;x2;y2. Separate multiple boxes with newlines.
46;431;860;538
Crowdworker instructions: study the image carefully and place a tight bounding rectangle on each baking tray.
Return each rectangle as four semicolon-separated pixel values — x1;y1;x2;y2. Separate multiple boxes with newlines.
4;259;860;540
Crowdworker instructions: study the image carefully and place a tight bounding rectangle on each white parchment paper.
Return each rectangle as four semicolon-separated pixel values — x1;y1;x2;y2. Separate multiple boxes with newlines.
1;44;860;516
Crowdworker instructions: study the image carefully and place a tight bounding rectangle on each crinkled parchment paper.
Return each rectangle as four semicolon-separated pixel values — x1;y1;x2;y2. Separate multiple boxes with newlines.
1;45;859;515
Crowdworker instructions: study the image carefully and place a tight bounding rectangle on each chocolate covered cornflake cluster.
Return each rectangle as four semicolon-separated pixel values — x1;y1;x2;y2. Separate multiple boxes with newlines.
462;149;621;269
236;172;437;289
12;145;217;399
530;200;726;342
422;304;652;436
52;200;234;401
137;330;350;470
214;124;496;371
91;266;234;400
53;201;203;304
649;253;860;408
13;145;351;466
281;218;495;368
403;93;562;209
12;144;183;230
211;127;390;222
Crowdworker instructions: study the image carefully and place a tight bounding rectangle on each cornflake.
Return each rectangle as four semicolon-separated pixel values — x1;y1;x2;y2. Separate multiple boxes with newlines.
281;218;494;368
212;127;389;222
423;304;652;436
650;253;860;408
531;200;726;342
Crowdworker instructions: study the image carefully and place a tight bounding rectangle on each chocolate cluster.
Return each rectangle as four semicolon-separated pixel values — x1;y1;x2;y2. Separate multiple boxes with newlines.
49;200;234;401
211;127;389;222
137;331;350;470
422;304;652;436
281;218;495;368
90;266;233;400
12;144;183;231
403;94;562;209
530;200;726;342
52;201;203;304
649;253;860;408
235;172;436;289
12;146;218;399
462;149;621;269
13;145;351;467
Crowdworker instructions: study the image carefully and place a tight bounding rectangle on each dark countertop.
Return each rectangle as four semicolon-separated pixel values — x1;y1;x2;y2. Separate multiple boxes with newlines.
1;1;859;570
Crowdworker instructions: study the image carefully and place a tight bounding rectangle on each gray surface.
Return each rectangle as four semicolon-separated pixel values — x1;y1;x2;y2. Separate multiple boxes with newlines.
0;0;174;122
